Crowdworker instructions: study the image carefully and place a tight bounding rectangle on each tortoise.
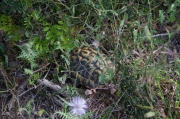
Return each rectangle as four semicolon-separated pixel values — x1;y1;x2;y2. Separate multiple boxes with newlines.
69;42;114;88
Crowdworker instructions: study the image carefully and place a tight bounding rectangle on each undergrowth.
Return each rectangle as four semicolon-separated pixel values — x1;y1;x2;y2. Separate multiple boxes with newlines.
0;0;180;118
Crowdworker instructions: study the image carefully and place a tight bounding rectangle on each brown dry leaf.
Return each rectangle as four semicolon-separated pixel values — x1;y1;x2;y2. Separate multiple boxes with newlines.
160;108;167;118
110;88;116;94
165;26;173;32
85;89;93;95
109;84;115;87
91;89;96;93
98;85;104;88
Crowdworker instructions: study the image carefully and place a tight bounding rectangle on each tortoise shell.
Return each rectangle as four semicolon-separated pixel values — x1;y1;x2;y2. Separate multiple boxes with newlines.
70;45;114;88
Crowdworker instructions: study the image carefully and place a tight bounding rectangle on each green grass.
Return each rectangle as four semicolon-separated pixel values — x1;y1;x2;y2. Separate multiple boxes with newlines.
0;0;180;118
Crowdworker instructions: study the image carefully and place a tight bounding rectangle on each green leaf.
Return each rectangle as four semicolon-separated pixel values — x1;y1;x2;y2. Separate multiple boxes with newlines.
24;68;34;75
40;45;42;51
175;69;180;76
144;25;151;40
56;25;63;30
4;55;8;67
34;13;39;20
56;31;62;35
46;31;52;40
35;44;39;51
25;31;29;38
159;10;165;23
46;35;51;40
43;27;50;31
58;21;63;25
50;39;54;45
44;45;49;52
133;29;138;42
46;31;52;37
168;3;175;13
169;12;176;22
144;111;155;118
38;109;45;116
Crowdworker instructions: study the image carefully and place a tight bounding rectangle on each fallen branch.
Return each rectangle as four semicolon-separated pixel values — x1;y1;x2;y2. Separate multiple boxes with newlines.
38;78;61;91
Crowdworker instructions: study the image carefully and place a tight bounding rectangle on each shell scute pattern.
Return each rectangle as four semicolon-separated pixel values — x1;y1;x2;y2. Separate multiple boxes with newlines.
70;46;113;88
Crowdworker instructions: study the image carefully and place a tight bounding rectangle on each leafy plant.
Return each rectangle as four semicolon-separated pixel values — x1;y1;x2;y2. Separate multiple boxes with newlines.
17;41;41;69
166;0;180;24
0;15;21;42
35;20;76;53
19;99;34;118
24;68;41;86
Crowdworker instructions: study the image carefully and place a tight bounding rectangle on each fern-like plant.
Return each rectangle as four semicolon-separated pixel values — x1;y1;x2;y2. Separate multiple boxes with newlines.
17;41;41;69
